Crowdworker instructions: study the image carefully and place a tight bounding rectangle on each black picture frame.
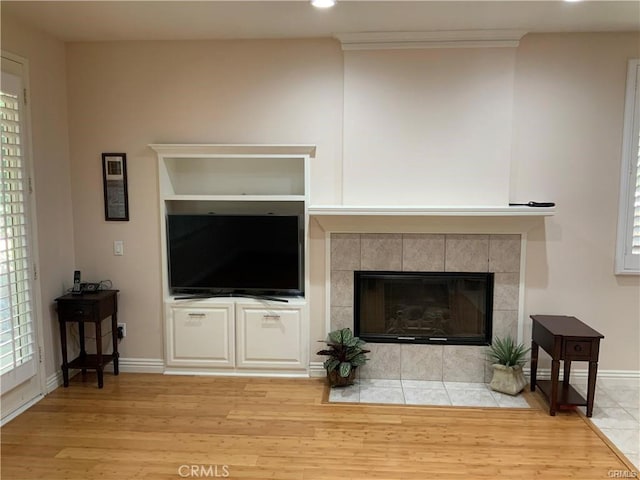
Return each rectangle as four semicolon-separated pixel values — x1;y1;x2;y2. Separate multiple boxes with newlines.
102;153;129;221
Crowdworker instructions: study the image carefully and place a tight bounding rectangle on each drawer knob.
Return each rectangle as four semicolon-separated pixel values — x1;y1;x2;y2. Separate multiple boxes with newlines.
574;344;582;352
74;310;84;315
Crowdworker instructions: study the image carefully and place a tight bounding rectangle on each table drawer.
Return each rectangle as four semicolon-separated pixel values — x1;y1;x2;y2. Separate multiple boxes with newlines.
58;302;95;321
563;340;592;359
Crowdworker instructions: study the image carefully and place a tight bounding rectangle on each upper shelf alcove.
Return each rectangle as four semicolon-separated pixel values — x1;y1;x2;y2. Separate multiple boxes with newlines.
150;144;315;200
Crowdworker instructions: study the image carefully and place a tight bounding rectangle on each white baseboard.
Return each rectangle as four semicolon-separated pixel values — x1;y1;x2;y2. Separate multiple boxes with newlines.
50;358;321;379
309;361;326;378
46;370;65;393
163;368;309;378
46;368;84;393
587;369;640;379
41;363;640;393
531;368;639;383
45;358;164;392
117;357;165;373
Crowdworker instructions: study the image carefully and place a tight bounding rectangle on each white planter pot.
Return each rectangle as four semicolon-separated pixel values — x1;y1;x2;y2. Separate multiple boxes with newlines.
489;364;527;396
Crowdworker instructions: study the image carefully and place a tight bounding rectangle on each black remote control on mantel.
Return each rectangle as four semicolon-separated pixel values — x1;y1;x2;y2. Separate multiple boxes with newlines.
509;201;556;208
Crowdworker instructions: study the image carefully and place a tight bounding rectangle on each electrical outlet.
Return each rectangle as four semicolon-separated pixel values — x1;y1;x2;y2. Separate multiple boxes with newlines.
117;322;126;338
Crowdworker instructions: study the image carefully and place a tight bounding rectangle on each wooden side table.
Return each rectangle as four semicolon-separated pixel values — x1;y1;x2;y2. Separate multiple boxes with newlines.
55;290;120;388
530;315;604;417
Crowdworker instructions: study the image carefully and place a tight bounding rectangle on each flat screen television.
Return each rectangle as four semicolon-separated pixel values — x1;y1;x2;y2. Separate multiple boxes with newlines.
166;214;303;296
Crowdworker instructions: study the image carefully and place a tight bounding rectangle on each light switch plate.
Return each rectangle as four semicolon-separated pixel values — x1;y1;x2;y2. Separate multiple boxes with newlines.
114;240;124;256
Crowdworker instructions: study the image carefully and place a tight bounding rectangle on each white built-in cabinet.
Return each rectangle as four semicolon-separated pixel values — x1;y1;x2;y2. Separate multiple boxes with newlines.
150;144;315;375
166;298;307;371
235;301;306;369
167;302;235;367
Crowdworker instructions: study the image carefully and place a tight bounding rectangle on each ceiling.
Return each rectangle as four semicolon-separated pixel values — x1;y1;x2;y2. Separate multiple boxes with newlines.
2;1;639;43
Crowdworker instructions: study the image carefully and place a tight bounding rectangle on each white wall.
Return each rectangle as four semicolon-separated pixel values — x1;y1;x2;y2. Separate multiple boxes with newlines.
512;32;640;372
343;47;516;206
65;39;344;360
57;32;640;374
1;15;75;382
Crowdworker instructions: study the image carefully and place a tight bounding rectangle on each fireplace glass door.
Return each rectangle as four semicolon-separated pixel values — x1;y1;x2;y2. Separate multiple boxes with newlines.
354;271;494;346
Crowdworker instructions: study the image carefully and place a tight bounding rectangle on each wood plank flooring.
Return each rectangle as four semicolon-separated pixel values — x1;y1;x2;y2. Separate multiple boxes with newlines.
0;373;633;479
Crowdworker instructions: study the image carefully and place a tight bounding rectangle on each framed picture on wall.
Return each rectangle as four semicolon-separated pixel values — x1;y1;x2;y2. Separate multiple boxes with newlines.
102;153;129;221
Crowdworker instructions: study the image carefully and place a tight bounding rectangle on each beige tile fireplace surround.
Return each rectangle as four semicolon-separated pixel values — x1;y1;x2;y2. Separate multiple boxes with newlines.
329;233;522;383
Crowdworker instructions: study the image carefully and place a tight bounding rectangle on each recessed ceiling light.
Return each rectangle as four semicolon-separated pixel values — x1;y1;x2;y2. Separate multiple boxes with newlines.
311;0;336;8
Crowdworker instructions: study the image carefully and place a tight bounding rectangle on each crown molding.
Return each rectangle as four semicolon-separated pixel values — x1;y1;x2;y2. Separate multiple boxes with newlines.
149;143;316;158
335;30;527;50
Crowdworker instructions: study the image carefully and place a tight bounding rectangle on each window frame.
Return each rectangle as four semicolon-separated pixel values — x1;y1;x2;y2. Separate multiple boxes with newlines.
0;50;45;399
615;59;640;275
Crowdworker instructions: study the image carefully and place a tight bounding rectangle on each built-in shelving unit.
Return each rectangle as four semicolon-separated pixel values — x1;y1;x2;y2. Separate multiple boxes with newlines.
150;144;315;376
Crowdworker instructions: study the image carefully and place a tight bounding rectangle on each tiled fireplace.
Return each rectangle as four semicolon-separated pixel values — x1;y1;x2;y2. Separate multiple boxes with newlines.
330;233;522;383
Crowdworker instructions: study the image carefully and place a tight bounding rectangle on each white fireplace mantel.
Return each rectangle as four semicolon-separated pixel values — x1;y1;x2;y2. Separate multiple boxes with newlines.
308;205;555;216
309;205;554;234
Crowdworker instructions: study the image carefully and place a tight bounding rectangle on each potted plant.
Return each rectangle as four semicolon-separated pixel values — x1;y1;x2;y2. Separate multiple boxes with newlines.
487;336;530;396
317;328;370;387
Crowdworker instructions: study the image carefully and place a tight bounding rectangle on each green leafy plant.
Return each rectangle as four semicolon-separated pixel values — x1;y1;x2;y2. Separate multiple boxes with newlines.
487;336;530;367
317;328;370;379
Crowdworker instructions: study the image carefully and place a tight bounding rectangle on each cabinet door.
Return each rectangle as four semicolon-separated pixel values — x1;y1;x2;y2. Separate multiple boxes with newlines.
236;304;305;370
167;304;235;367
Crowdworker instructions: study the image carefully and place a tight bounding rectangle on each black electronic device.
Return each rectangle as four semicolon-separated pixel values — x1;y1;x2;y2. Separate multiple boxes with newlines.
509;201;556;208
71;270;82;295
166;214;303;296
71;271;102;294
81;282;101;293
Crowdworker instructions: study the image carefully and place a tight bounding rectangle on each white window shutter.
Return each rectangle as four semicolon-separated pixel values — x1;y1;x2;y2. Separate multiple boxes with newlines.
616;60;640;274
0;65;37;392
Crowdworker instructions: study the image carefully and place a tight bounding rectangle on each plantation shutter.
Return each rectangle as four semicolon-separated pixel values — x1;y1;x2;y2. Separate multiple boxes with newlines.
633;131;640;255
617;60;640;273
0;61;37;393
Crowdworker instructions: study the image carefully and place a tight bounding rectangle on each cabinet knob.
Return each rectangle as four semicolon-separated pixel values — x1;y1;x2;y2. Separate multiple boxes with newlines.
74;310;84;315
574;344;582;352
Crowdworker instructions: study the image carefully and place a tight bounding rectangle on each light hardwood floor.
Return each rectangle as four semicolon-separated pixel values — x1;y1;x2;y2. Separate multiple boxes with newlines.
0;373;634;479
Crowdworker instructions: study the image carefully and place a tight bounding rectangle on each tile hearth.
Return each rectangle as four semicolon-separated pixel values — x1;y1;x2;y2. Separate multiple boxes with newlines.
328;379;530;408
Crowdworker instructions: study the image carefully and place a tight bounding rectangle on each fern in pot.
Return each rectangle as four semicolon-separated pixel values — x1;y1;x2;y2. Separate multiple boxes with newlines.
317;328;370;387
487;336;530;396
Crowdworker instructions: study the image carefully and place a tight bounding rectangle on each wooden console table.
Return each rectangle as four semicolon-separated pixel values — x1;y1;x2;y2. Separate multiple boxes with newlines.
530;315;604;417
55;290;120;388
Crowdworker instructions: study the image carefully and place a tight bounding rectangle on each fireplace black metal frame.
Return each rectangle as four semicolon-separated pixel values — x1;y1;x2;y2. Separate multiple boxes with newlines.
354;271;494;346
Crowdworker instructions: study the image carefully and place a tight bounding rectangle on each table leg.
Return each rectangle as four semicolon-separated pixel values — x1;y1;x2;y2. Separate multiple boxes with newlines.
530;340;539;392
95;319;103;389
111;313;119;376
59;320;69;387
586;361;599;417
550;359;560;416
562;359;572;403
78;322;87;375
